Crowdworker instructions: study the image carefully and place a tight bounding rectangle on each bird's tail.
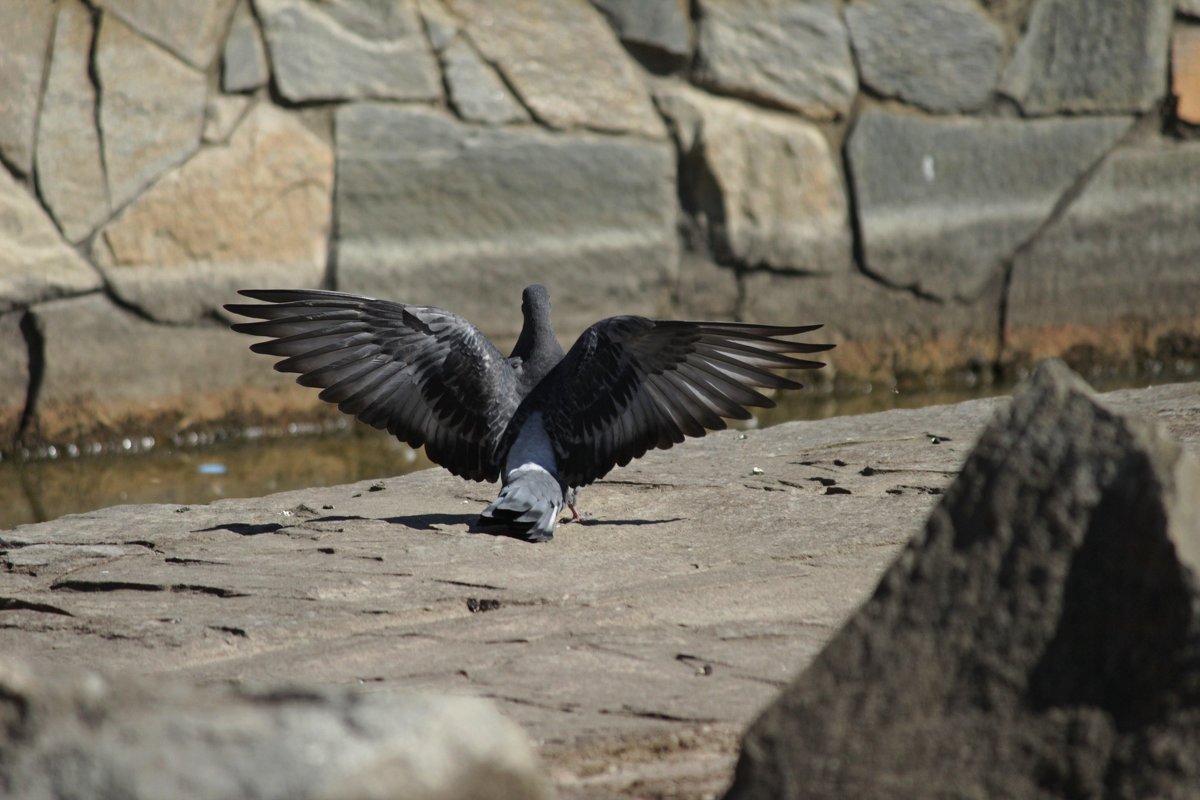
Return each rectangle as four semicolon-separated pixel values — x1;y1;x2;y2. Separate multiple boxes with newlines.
478;467;564;542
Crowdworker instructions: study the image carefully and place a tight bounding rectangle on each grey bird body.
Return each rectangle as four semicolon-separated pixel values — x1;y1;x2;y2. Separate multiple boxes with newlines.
225;285;833;542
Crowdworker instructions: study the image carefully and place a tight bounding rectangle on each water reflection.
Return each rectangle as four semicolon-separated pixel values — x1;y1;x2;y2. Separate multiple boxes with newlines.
0;372;1182;531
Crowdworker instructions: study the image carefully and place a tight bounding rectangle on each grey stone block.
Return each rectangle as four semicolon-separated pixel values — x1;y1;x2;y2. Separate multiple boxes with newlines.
846;0;1004;113
0;311;28;441
1000;0;1175;114
36;0;110;243
0;2;57;176
693;0;856;120
255;0;441;103
442;37;530;125
335;104;677;341
656;84;851;273
223;0;270;93
1006;141;1200;355
0;657;551;800
447;0;665;137
846;109;1131;300
96;14;207;211
97;0;237;69
726;360;1200;799
591;0;692;58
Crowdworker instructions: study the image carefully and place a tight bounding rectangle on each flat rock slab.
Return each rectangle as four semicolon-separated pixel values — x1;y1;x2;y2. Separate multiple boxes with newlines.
3;382;1198;797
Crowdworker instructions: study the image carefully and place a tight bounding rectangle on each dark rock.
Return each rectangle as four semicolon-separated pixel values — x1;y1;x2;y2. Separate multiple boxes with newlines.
846;109;1131;301
0;657;551;800
692;0;856;120
335;104;677;341
725;360;1200;799
845;0;1004;113
1000;0;1175;114
591;0;692;58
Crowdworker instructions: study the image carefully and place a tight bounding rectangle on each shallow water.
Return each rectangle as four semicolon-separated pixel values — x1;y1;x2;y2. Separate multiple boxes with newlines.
0;370;1187;531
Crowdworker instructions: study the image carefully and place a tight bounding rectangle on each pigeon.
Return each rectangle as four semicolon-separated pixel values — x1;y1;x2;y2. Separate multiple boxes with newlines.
224;285;833;542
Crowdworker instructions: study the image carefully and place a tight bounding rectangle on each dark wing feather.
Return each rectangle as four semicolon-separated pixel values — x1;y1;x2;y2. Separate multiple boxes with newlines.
225;289;518;482
538;316;833;488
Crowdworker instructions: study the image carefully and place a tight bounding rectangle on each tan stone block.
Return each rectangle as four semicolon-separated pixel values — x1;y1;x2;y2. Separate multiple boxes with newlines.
1173;26;1200;125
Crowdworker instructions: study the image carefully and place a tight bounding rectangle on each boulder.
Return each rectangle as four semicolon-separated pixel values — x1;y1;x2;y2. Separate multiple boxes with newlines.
1174;25;1200;126
590;0;692;59
692;0;856;120
1000;0;1175;114
846;109;1131;301
441;37;530;125
36;0;110;243
1006;140;1200;364
845;0;1004;113
655;84;850;273
447;0;665;137
95;13;207;211
0;2;57;176
0;657;550;800
725;360;1200;799
222;0;270;93
0;168;102;311
96;0;237;68
335;104;677;342
94;103;332;324
254;0;441;103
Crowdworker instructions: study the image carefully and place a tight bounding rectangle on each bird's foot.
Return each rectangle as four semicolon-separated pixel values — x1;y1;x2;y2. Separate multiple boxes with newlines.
563;502;583;523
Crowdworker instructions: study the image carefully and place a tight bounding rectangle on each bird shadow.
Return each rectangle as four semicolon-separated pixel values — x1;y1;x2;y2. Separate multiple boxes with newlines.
193;522;288;536
384;513;479;531
575;517;683;527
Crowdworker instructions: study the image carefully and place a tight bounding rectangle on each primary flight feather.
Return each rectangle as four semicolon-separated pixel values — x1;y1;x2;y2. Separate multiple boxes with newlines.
225;285;833;541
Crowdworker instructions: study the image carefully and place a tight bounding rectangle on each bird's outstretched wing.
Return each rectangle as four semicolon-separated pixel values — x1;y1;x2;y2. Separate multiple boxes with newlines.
225;289;518;482
536;316;834;488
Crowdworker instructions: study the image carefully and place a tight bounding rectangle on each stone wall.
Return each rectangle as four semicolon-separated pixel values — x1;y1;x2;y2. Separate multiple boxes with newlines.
1;0;1198;448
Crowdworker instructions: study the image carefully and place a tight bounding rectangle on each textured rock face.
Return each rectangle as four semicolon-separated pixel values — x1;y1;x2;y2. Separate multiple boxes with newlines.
335;104;677;340
36;0;110;243
223;0;269;93
656;85;850;273
448;0;665;137
1001;0;1175;114
1006;141;1200;359
591;0;692;58
0;658;551;800
693;0;856;120
256;0;441;102
846;0;1004;112
726;360;1200;799
0;168;102;311
97;0;237;68
441;37;530;125
0;2;57;177
96;14;207;211
846;110;1131;300
95;104;333;323
0;312;27;440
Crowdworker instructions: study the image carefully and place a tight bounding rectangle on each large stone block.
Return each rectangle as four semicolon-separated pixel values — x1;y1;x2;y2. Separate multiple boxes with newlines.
29;294;311;441
846;0;1004;113
692;0;856;120
97;0;237;68
0;657;550;800
447;0;665;137
0;168;102;311
1006;141;1200;363
1000;0;1175;114
255;0;440;103
0;2;57;176
94;104;333;323
846;109;1131;301
36;0;110;243
335;104;678;342
726;360;1200;799
96;14;207;211
656;85;850;273
591;0;692;58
